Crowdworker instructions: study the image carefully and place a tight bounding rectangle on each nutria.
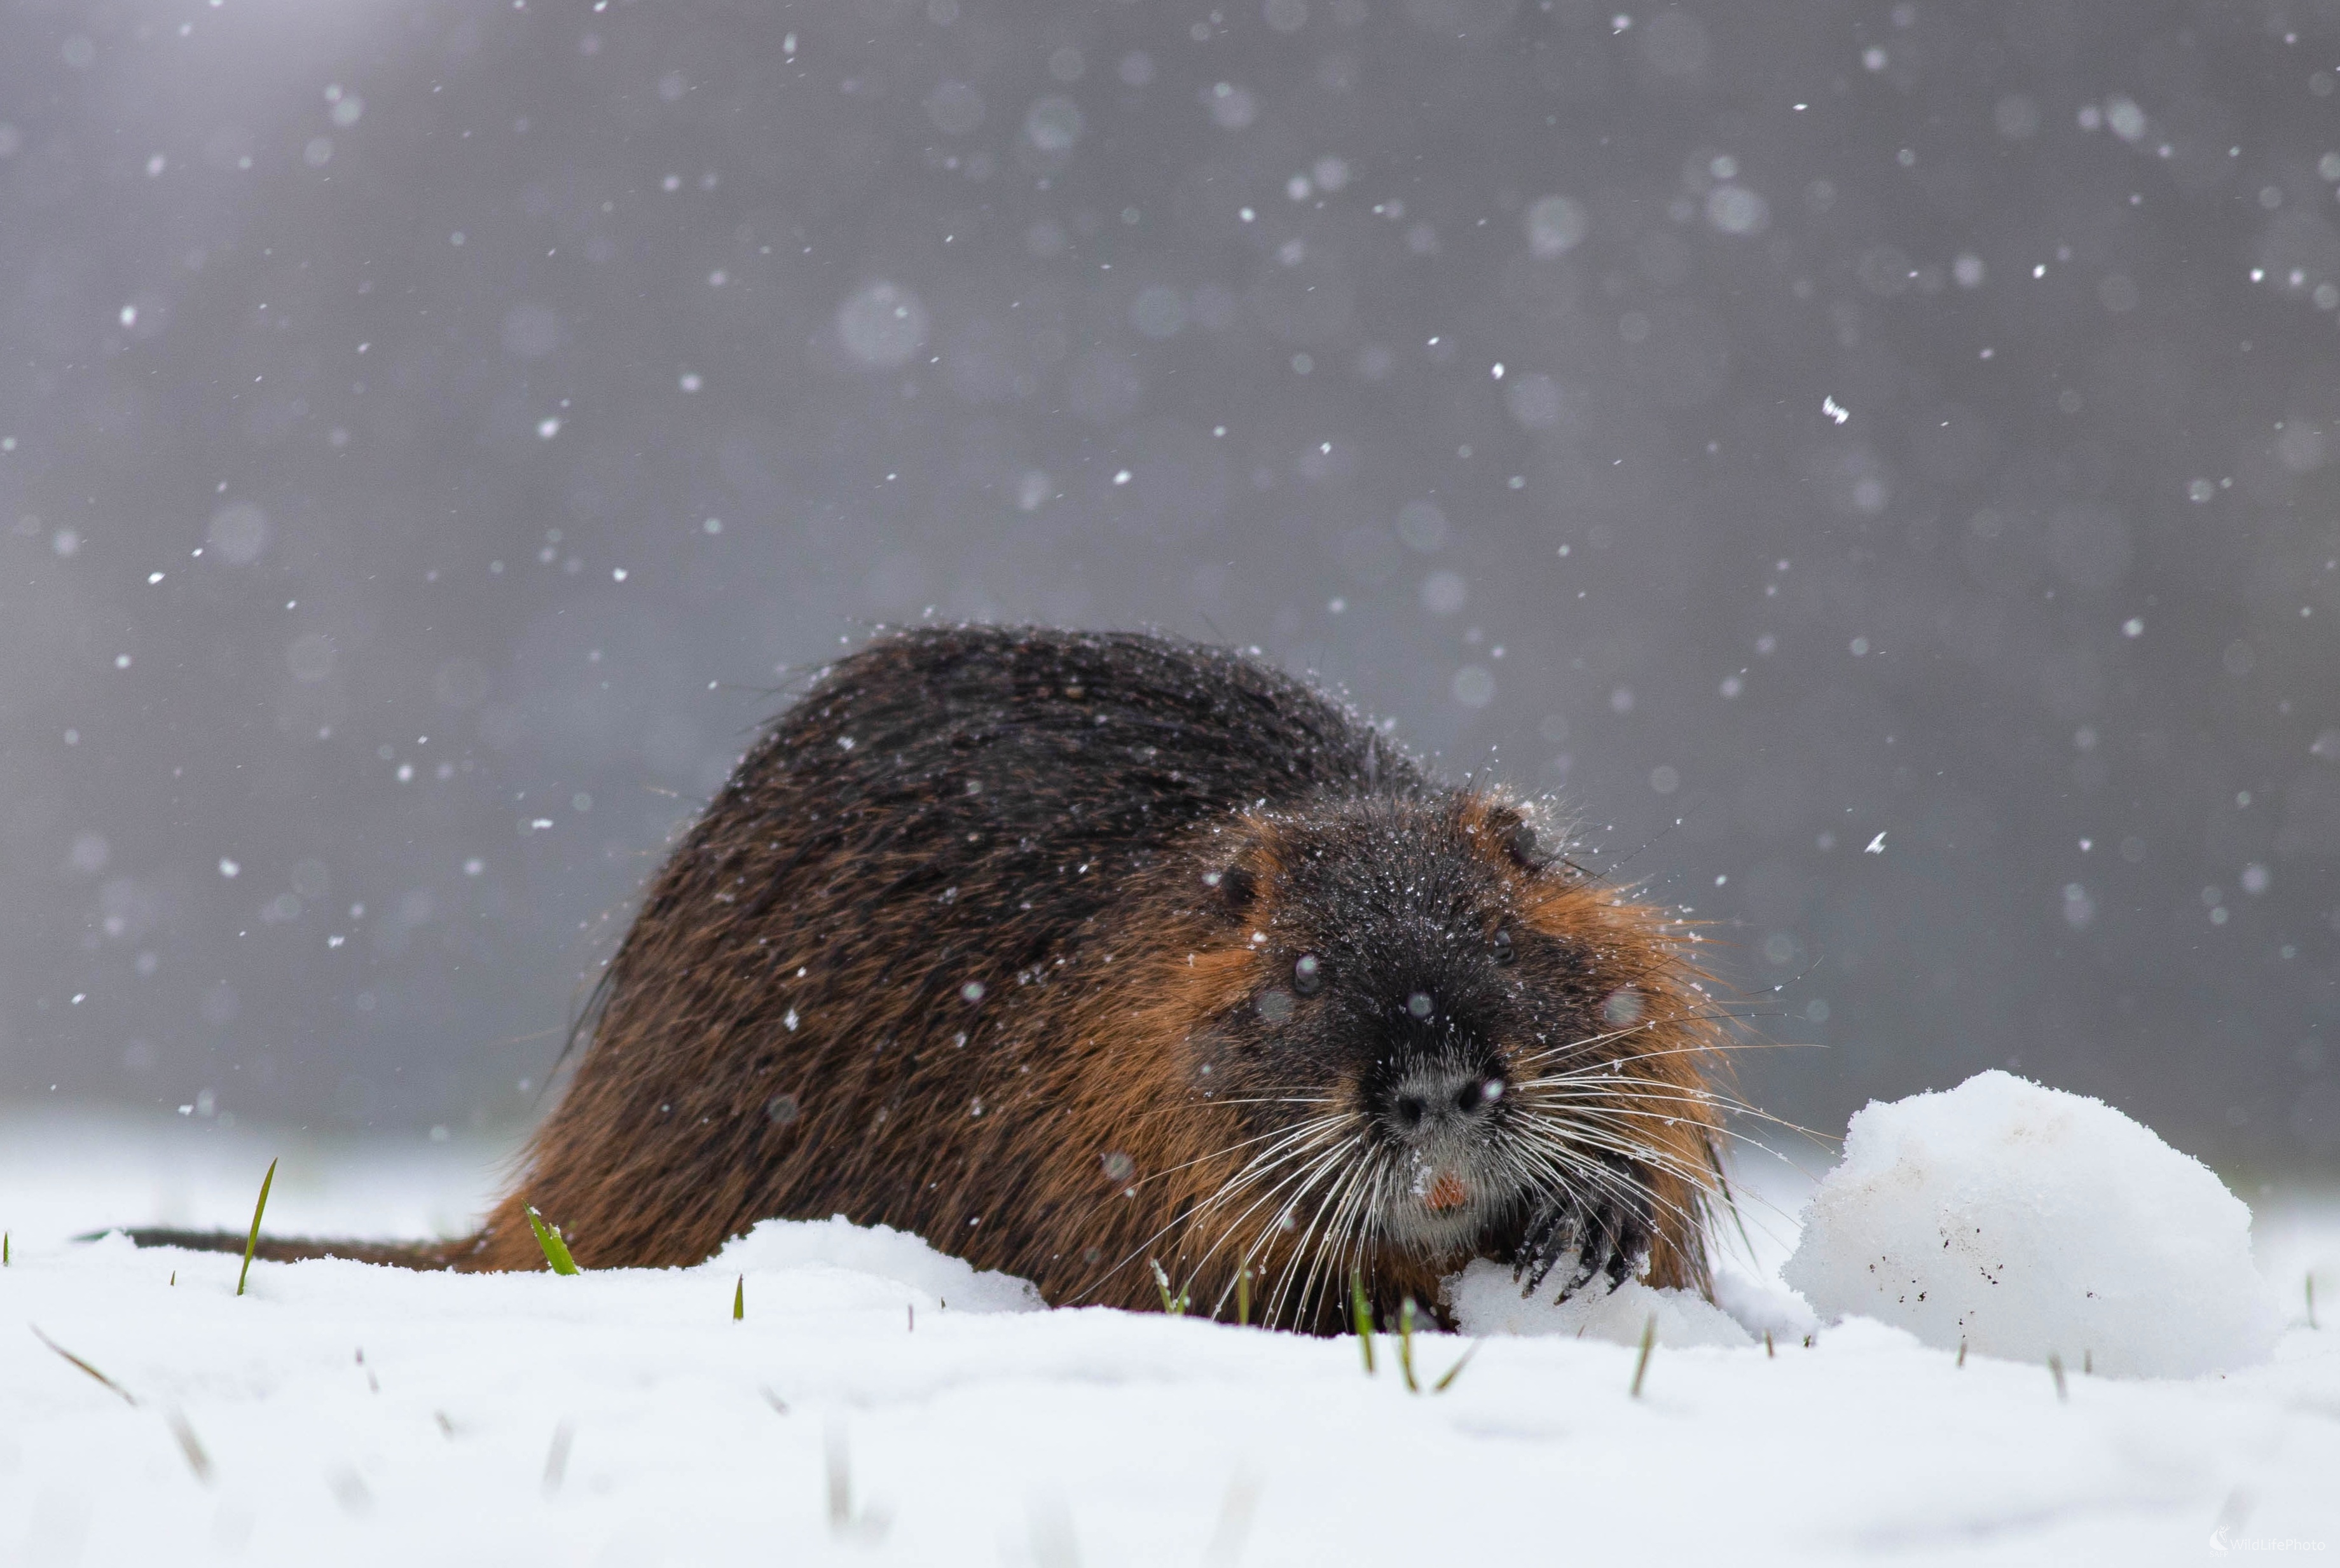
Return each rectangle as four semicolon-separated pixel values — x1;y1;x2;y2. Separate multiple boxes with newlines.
132;626;1731;1331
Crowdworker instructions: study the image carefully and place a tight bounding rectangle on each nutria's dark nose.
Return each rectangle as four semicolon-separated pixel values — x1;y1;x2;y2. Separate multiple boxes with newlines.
1384;1063;1504;1142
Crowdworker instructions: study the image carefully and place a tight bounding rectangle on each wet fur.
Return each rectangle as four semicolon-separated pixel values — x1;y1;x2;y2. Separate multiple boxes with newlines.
137;628;1724;1331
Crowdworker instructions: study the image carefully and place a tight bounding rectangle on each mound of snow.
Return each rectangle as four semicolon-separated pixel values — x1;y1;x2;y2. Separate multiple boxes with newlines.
1709;1266;1820;1342
1443;1256;1751;1347
1782;1070;2281;1378
711;1216;1043;1313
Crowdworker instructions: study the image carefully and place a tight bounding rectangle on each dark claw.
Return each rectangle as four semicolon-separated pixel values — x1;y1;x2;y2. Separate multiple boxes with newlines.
1514;1197;1578;1296
1513;1173;1655;1304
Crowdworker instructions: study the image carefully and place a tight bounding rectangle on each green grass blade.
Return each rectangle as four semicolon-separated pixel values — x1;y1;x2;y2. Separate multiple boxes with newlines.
1349;1268;1375;1374
524;1205;580;1275
733;1274;744;1321
1236;1267;1250;1328
236;1157;277;1298
1398;1297;1421;1393
1432;1339;1480;1393
30;1325;137;1406
1629;1312;1656;1398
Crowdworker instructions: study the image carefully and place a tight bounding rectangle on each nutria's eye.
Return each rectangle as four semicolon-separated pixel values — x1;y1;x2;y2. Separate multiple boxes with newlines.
1204;864;1256;914
1292;953;1323;995
1490;929;1515;966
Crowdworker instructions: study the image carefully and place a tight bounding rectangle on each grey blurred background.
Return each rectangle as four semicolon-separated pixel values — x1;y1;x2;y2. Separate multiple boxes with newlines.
2;0;2336;1181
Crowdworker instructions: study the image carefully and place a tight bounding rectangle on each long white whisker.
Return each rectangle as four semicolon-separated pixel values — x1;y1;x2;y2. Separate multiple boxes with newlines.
1127;1113;1356;1198
1064;1114;1359;1305
1270;1141;1375;1330
1189;1129;1359;1299
1291;1148;1380;1332
1205;1130;1363;1321
1508;1122;1714;1197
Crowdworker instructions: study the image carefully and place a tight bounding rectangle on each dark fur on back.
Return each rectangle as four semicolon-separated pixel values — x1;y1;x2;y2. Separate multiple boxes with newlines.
465;628;1424;1274
139;628;1727;1330
458;627;1413;1263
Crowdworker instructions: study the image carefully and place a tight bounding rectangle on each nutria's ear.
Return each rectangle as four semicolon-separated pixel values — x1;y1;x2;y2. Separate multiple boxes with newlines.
1482;806;1546;872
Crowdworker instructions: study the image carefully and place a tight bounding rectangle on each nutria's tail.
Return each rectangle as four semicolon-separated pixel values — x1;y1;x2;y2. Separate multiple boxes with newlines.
116;1228;481;1270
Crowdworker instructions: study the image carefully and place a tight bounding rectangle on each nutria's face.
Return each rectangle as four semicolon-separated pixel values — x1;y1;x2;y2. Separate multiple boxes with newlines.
1185;794;1686;1272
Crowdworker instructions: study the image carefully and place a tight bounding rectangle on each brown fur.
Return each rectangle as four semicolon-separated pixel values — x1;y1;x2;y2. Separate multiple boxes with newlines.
141;628;1731;1332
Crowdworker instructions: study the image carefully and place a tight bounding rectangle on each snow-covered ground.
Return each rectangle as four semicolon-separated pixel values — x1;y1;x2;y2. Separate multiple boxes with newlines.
3;1100;2336;1566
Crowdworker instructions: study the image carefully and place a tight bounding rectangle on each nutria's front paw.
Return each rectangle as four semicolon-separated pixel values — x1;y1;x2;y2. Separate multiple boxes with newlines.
1513;1184;1653;1303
